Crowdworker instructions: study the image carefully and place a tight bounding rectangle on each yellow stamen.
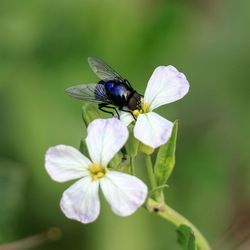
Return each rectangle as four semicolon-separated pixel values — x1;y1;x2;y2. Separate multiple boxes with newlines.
132;109;141;117
89;163;107;180
142;102;150;113
132;102;150;117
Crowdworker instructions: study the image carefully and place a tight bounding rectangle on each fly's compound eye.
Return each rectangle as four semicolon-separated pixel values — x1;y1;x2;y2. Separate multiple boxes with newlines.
128;92;141;111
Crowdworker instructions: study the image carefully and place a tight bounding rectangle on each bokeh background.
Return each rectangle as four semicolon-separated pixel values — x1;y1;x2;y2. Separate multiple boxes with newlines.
0;0;250;249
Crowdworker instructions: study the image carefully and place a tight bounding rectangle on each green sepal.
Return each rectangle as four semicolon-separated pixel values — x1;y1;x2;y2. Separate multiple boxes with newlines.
177;224;197;250
139;143;154;155
119;160;131;174
108;152;131;172
108;151;123;169
82;103;101;126
79;138;89;157
125;125;139;157
154;120;178;187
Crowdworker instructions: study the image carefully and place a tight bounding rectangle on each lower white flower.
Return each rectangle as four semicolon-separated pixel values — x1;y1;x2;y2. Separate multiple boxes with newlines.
45;118;148;223
120;66;190;148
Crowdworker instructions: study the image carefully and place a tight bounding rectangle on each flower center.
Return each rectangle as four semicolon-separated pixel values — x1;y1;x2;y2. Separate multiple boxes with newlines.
132;102;150;118
89;163;107;181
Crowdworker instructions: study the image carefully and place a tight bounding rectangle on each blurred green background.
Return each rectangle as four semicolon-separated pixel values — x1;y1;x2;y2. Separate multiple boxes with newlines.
1;0;250;249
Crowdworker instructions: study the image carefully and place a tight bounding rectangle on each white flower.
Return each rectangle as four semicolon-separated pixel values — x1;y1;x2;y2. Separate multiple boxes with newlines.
120;66;189;148
45;118;148;224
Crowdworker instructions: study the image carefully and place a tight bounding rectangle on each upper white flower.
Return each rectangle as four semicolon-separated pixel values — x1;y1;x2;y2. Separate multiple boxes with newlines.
120;66;189;148
45;118;148;224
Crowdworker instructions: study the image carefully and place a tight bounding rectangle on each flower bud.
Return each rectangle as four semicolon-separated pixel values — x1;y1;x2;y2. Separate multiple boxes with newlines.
125;125;139;157
82;103;101;126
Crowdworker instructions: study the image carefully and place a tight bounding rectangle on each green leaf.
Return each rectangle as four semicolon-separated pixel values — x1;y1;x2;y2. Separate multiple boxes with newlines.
177;224;197;250
82;103;101;126
154;120;178;187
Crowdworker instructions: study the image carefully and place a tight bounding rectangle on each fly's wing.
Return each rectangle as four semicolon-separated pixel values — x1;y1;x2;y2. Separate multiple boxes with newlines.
88;57;123;81
66;83;111;104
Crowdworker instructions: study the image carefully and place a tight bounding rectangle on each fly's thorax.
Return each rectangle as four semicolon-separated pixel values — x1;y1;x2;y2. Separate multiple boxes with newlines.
104;79;129;94
104;80;132;106
89;163;107;181
127;92;142;111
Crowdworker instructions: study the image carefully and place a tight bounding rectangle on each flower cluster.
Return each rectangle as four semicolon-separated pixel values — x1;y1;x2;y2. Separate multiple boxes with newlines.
45;64;189;223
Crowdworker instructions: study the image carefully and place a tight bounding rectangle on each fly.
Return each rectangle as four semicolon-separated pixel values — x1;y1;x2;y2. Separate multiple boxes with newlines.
66;57;142;119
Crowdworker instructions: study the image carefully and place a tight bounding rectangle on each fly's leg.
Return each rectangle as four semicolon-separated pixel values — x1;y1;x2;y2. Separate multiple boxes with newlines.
119;107;136;121
98;103;120;118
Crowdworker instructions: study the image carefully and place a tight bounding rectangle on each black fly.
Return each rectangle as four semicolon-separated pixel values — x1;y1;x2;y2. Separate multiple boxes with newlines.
66;57;142;119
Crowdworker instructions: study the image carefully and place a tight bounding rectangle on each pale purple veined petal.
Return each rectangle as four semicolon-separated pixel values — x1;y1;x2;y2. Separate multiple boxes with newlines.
134;112;173;148
144;66;189;110
45;145;91;182
60;177;100;224
118;111;134;127
100;171;148;216
86;118;128;166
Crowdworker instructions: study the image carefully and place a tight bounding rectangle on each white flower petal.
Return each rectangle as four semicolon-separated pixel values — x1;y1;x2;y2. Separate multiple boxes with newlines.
45;145;91;182
60;177;100;224
100;171;147;216
144;66;189;110
134;112;173;148
118;111;134;127
86;118;128;166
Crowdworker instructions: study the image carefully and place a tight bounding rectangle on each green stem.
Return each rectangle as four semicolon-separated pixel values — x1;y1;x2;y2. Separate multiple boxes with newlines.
144;155;210;249
144;154;163;201
130;157;136;175
144;154;157;190
147;198;211;250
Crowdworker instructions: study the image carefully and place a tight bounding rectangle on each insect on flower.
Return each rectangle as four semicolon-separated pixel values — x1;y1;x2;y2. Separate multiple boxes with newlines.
66;57;190;149
45;118;148;224
119;66;190;148
66;57;142;119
